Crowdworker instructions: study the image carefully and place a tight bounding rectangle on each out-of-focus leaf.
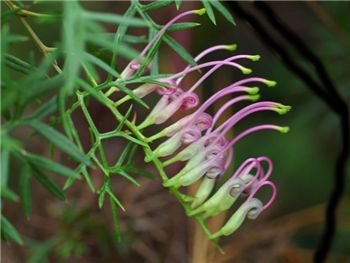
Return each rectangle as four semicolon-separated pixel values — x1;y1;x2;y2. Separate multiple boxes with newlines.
123;165;156;180
175;0;182;10
31;166;65;201
141;0;173;12
1;148;10;186
201;0;216;25
106;186;125;211
25;120;90;165
5;54;33;74
81;166;95;192
211;0;236;25
98;189;106;208
164;35;196;66
84;53;120;78
25;152;79;178
109;195;121;241
167;22;201;32
0;186;19;202
1;216;23;245
109;4;137;76
83;11;147;27
27;96;57;120
21;75;63;106
114;169;140;186
87;36;140;61
19;163;32;217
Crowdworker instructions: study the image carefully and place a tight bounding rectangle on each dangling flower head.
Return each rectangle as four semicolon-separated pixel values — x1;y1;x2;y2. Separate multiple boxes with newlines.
113;9;290;240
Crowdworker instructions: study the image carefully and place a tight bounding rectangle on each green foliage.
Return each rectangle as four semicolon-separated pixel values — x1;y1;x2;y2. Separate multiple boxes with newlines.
1;0;236;259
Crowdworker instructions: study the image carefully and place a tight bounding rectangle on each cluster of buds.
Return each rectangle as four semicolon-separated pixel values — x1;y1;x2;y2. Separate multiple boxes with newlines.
114;9;290;239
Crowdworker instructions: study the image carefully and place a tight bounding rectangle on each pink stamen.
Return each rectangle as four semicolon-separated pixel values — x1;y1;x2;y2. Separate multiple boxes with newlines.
246;180;277;210
221;124;286;154
140;9;202;57
257;156;273;182
176;44;236;85
187;55;255;92
207;95;256;134
208;102;283;146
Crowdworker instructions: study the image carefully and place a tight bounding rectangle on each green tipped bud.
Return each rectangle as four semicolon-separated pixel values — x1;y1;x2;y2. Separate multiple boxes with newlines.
275;105;291;115
241;67;252;75
191;177;216;209
224;43;237;51
249;94;261;102
248;55;261;61
247;87;260;95
195;8;206;15
279;126;290;133
263;80;277;87
211;198;263;239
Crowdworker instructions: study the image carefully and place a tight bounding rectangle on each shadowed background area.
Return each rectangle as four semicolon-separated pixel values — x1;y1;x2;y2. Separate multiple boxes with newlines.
1;1;350;263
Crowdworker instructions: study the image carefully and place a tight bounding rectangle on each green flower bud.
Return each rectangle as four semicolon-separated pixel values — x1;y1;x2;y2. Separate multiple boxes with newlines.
211;198;263;239
191;177;216;208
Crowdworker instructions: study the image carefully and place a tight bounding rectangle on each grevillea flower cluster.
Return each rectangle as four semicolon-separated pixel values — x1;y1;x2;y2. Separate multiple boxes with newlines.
114;9;290;239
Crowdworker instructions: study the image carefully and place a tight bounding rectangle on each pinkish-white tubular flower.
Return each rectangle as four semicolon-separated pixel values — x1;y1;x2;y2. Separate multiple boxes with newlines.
164;124;287;188
138;56;260;129
211;198;263;239
211;179;276;239
163;98;286;165
115;79;177;107
189;159;261;216
148;113;212;161
147;85;259;142
176;43;237;85
120;60;141;80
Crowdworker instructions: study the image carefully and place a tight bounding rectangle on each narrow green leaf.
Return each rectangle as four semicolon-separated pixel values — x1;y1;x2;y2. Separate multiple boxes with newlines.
175;0;182;10
5;54;33;72
31;167;65;201
166;22;201;32
164;35;196;66
116;105;133;132
25;152;79;178
141;0;173;12
126;144;138;165
121;34;148;44
1;216;23;245
83;11;147;27
123;165;156;180
211;0;236;25
19;164;32;217
116;170;140;186
27;96;57;120
109;4;137;79
1;148;10;186
106;187;125;211
0;186;19;202
114;82;149;109
109;195;121;241
76;80;112;106
84;53;120;78
98;189;106;208
81;167;95;192
5;59;30;74
202;0;216;25
25;120;90;165
115;142;132;167
117;133;147;147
